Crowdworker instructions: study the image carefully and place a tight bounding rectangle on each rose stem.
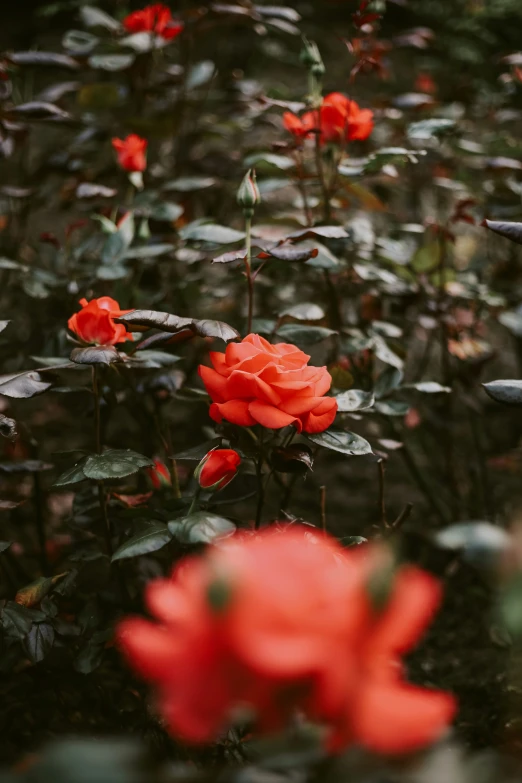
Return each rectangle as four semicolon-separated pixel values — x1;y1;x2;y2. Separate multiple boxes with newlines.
244;213;254;334
377;458;388;529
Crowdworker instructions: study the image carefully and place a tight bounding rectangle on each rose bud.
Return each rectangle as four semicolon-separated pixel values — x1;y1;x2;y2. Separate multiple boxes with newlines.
236;169;260;217
195;449;241;492
147;458;172;490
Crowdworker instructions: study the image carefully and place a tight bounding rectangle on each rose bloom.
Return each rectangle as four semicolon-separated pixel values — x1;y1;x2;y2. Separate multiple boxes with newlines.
283;93;373;145
123;3;183;41
112;134;148;172
147;458;172;490
117;527;456;753
68;297;133;346
198;334;337;434
196;449;241;491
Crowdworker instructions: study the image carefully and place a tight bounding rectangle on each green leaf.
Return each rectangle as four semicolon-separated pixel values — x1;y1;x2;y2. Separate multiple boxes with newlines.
374;400;410;417
244;153;295;170
186;60;215;90
62;30;99;56
483;220;522;246
71;345;122;365
54;457;88;487
374;367;403;399
275;324;336;345
168;512;236;545
180;223;246;244
25;622;55;663
127;350;181;368
88;54;135;71
0;371;51;399
2;602;44;639
363;147;426;173
164;176;217;192
83;450;154;481
405;381;451;393
125;243;174;259
407;118;456;141
307;429;373;456
116;310;239;342
280;303;325;321
111;524;172;562
335;389;375;412
435;522;510;568
483;380;522;406
102;213;134;264
80;5;121;31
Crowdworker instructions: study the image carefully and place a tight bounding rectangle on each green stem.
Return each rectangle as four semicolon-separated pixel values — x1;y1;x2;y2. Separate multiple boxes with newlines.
244;213;254;334
188;487;201;516
314;112;331;223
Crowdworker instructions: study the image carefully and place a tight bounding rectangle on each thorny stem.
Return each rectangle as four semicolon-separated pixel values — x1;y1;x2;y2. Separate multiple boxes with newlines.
188;487;201;517
244;214;254;334
294;150;313;228
314;112;331;223
377;459;388;529
392;502;413;530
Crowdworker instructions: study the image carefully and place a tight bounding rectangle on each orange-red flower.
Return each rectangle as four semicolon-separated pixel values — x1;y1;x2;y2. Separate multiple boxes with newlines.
123;4;183;41
68;297;133;346
325;557;456;754
147;458;172;490
198;334;337;434
117;527;455;753
112;134;148;172
283;93;373;145
196;449;241;491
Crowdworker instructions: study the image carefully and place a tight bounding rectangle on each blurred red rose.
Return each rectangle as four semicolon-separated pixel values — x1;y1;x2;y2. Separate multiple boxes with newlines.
68;297;133;345
283;93;373;145
147;458;172;490
196;449;241;491
327;560;455;754
123;3;183;40
117;527;455;752
198;334;337;433
112;134;148;172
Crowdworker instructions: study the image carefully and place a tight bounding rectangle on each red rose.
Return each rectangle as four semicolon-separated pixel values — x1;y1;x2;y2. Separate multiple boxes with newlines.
283;94;373;145
198;334;337;434
68;296;133;346
196;449;241;491
327;558;456;755
112;134;148;172
123;4;183;41
147;458;172;490
117;527;456;752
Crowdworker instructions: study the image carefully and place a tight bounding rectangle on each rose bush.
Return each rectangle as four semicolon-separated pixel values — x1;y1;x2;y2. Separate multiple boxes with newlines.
198;334;338;433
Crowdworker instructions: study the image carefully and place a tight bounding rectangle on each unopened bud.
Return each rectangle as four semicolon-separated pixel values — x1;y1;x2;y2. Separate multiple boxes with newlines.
300;38;324;73
237;169;260;217
194;448;241;492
